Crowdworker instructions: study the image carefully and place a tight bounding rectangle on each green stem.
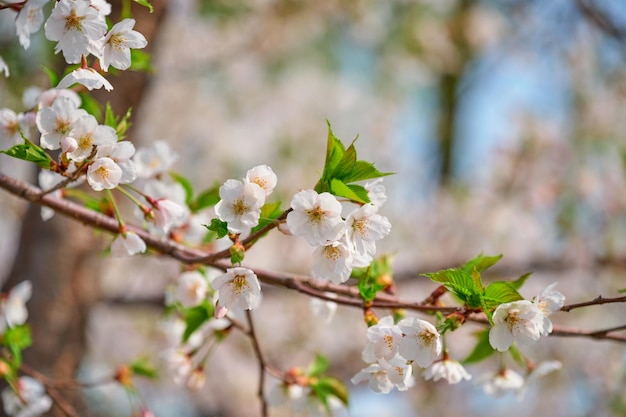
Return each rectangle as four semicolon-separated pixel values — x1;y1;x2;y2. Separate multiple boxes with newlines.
106;189;125;232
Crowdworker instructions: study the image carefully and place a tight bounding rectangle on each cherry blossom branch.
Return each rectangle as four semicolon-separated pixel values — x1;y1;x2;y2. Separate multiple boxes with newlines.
2;172;626;344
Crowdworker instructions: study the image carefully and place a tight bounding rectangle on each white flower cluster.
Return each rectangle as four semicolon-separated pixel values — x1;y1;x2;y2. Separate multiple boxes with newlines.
351;315;470;393
477;360;562;400
1;0;148;90
215;165;277;235
286;179;391;284
489;283;565;352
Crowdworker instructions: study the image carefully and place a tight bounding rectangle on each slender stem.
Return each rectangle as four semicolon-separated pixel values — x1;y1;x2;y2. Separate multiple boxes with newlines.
117;185;149;211
561;295;626;312
245;310;268;417
105;189;125;231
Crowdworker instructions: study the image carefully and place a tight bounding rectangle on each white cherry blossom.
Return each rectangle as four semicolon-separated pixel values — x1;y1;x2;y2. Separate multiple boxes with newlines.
37;88;81;109
489;300;547;352
36;96;87;150
90;0;111;18
397;317;442;367
311;240;353;284
0;281;32;334
477;368;525;397
15;0;49;49
213;267;261;312
534;282;565;317
286;189;345;246
173;271;208;308
364;178;387;207
0;55;8;77
95;141;137;184
245;164;277;196
151;199;188;234
310;292;337;324
362;315;403;362
87;157;122;191
160;348;193;386
1;376;52;417
133;141;178;178
66;114;117;162
99;18;147;71
0;108;24;151
345;203;391;266
44;0;107;64
57;68;113;91
110;231;146;257
351;355;413;393
214;179;265;234
423;359;472;384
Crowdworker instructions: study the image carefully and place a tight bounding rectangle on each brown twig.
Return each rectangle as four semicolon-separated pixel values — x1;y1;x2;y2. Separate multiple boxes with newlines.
245;310;269;417
561;295;626;312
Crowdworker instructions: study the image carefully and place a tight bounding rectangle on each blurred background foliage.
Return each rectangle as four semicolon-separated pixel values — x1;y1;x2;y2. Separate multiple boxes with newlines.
1;0;626;416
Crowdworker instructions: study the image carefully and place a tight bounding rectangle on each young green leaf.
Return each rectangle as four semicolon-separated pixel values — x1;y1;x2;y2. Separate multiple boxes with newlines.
203;219;229;238
250;201;283;237
182;302;213;343
461;254;503;274
329;179;369;204
130;357;159;379
311;376;349;409
2;140;53;169
509;272;532;290
170;172;194;206
339;160;393;184
190;184;221;212
483;282;524;310
306;353;329;377
133;0;153;12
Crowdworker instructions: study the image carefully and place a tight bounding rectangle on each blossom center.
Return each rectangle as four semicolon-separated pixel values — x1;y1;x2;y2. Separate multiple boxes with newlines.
504;311;521;331
64;10;84;32
55;117;71;135
232;199;249;216
306;206;326;224
383;334;394;350
323;245;341;261
4;120;18;136
78;133;94;150
418;329;436;345
95;165;109;179
231;275;249;295
352;218;369;237
109;34;126;51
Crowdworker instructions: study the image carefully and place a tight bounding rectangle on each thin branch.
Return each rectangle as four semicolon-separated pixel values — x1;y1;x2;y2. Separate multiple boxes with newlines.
245;310;268;417
561;295;626;312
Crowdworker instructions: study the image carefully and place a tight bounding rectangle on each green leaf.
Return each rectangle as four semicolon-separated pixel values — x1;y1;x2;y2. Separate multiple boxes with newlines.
41;65;59;87
133;0;153;12
331;140;357;180
339;160;394;183
619;288;626;294
483;282;524;310
130;49;153;72
130;357;159;379
2;139;53;169
191;184;221;212
311;376;349;409
183;302;213;342
319;121;346;185
329;179;369;204
461;254;503;274
170;172;194;206
423;268;478;306
306;353;329;377
2;325;32;367
356;257;392;302
250;201;283;237
463;329;496;364
509;272;532;290
204;219;229;239
115;107;133;140
104;102;117;128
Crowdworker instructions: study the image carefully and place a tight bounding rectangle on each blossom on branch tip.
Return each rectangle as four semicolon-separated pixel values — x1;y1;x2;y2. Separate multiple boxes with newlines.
489;300;547;352
44;0;107;64
423;359;471;384
534;282;565;317
36;96;87;150
311;240;353;284
0;281;32;334
1;376;52;417
111;231;146;257
214;179;265;234
245;164;277;196
345;203;391;266
397;317;441;368
286;189;345;246
477;368;524;397
57;68;113;92
87;157;123;191
66;114;117;162
15;0;49;49
362;315;403;362
212;267;261;312
174;271;208;308
99;18;147;71
351;355;413;393
0;109;24;151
